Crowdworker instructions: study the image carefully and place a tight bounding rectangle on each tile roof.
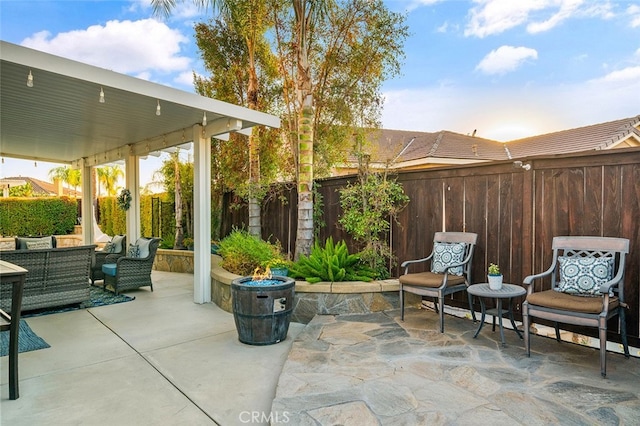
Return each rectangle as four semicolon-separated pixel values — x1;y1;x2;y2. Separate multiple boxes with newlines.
355;115;640;170
352;128;506;168
1;176;81;197
504;115;640;159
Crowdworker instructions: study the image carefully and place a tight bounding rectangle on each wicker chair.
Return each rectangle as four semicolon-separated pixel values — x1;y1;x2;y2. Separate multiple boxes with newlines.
102;237;160;295
522;236;630;377
91;235;126;285
399;232;478;333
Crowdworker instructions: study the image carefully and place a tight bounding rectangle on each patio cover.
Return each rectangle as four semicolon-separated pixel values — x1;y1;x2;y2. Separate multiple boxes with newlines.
0;41;281;303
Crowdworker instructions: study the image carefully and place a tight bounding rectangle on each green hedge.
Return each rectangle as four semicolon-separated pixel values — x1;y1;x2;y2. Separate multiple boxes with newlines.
0;197;77;236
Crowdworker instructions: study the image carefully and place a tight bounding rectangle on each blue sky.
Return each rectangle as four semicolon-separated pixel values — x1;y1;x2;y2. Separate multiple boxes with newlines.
1;0;640;183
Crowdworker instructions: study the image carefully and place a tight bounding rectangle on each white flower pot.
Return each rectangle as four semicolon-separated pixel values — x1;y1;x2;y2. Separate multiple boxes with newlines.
488;274;503;290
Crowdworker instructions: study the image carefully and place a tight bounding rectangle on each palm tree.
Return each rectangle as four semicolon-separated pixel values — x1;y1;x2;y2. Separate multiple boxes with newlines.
67;169;81;198
291;0;329;259
48;166;70;191
152;0;268;237
97;166;124;197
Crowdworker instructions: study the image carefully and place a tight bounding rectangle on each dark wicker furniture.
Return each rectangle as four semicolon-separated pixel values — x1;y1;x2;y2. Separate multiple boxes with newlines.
0;260;27;400
102;237;160;295
0;245;95;311
91;235;126;284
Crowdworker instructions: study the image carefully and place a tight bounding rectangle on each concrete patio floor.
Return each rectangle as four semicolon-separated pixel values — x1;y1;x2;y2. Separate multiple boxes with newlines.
2;271;640;425
1;271;305;425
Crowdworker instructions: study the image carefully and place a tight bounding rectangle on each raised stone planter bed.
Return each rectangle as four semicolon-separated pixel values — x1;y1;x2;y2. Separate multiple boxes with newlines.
153;249;194;273
210;255;420;324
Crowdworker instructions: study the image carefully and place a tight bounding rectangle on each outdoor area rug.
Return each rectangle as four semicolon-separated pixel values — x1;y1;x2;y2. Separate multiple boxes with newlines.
0;319;50;356
23;286;135;318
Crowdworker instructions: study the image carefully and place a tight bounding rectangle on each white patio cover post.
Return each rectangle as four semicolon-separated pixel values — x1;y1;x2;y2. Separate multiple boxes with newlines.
193;124;212;304
125;153;141;244
80;159;94;245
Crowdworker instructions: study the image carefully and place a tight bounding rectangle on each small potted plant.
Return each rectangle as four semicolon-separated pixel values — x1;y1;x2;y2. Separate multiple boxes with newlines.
488;263;503;290
265;258;290;277
182;237;194;250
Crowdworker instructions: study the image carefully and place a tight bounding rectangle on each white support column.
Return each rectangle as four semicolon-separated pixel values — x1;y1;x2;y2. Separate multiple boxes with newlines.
193;124;212;304
125;153;141;244
80;159;94;245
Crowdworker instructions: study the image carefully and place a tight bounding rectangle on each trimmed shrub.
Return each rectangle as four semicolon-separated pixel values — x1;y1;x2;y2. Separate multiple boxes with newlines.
0;197;77;236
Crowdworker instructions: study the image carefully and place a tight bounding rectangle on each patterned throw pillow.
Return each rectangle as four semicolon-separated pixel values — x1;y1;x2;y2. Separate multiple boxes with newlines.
127;244;141;258
135;238;151;258
17;236;54;249
26;240;52;250
556;256;614;295
103;242;117;253
111;235;125;253
431;242;466;276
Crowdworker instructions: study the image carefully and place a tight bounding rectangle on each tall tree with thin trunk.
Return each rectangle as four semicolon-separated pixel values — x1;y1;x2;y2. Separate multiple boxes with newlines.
152;0;270;237
271;0;407;258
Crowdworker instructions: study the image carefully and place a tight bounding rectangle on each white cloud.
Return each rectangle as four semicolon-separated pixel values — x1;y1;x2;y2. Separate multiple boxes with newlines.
526;0;581;33
465;0;551;38
464;0;611;38
175;70;197;87
21;19;192;76
475;45;538;75
629;4;640;28
590;66;640;84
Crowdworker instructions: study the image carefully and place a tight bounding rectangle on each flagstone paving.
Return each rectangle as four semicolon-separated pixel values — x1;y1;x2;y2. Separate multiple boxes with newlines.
272;308;640;425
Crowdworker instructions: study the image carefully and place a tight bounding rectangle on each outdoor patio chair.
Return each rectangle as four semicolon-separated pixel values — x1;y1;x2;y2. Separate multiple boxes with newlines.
101;237;160;295
522;236;630;377
91;235;126;285
399;232;478;333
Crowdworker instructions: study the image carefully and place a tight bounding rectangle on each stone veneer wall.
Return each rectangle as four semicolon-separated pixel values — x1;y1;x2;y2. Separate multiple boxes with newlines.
210;255;421;324
153;249;194;273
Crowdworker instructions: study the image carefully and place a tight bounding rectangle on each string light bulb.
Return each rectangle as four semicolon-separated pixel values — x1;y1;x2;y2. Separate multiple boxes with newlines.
156;100;161;116
202;112;207;126
99;87;105;103
27;70;34;87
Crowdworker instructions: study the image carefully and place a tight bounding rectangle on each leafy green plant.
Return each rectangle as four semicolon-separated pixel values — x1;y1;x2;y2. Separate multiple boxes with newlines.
263;257;290;269
218;228;282;276
339;169;409;278
289;237;377;283
488;263;501;276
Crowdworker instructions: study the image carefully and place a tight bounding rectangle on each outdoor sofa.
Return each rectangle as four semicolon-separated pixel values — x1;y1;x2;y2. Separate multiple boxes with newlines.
0;237;95;311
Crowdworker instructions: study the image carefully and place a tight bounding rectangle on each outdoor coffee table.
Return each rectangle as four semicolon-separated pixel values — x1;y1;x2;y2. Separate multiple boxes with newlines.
467;283;526;347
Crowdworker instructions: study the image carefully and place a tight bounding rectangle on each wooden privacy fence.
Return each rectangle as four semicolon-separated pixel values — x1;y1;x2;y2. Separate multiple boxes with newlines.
222;147;640;347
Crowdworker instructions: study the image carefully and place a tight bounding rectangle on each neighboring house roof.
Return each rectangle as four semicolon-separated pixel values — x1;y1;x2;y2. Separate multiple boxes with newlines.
0;176;81;197
504;115;640;159
339;129;504;174
338;115;640;174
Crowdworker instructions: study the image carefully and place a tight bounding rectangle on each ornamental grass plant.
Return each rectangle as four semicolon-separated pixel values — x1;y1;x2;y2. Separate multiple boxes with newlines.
218;228;282;276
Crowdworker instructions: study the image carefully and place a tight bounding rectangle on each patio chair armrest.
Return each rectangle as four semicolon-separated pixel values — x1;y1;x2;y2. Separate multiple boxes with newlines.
401;255;433;273
401;255;432;267
523;263;556;286
104;253;123;263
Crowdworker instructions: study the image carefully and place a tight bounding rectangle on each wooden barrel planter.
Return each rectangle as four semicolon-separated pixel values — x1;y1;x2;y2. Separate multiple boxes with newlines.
231;276;295;345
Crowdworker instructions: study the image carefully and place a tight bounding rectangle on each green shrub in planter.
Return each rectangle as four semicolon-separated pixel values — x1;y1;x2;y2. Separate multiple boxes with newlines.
218;228;281;276
289;237;377;283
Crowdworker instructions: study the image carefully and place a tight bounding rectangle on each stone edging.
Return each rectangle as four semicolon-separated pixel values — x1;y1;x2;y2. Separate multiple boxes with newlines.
210;255;420;324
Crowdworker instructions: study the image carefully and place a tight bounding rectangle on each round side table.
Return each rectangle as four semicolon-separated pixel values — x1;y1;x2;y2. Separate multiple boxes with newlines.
467;283;526;347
